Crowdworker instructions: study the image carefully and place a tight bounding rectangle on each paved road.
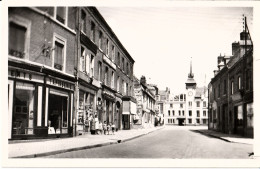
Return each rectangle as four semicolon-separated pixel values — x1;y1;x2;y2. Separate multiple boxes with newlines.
44;126;253;158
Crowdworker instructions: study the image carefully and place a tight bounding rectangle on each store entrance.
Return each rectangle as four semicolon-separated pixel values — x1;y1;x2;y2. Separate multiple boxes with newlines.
48;94;68;134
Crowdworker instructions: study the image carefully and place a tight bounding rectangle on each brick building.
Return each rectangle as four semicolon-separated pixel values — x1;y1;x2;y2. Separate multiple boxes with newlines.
8;7;77;139
208;29;253;137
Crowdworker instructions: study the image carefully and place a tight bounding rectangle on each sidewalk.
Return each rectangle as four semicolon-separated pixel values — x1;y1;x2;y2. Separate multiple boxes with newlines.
194;129;253;145
8;126;164;158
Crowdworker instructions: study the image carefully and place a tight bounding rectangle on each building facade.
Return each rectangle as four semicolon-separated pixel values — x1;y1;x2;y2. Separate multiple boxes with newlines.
8;7;136;139
133;76;156;128
8;7;77;139
208;29;253;137
163;62;208;126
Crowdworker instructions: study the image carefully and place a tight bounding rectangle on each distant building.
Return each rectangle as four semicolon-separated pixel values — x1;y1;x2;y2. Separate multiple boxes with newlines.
208;29;253;137
163;61;208;125
133;76;156;128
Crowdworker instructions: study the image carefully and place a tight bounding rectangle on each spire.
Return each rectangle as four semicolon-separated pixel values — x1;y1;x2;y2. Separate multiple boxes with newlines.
188;57;194;78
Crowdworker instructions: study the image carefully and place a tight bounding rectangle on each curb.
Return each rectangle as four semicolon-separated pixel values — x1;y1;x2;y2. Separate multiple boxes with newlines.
12;127;164;158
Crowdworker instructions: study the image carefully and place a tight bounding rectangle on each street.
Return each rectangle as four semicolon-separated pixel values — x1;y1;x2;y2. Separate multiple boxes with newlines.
44;126;253;159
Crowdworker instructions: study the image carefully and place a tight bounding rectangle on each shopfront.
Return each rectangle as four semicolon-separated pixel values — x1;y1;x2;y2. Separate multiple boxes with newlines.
8;66;75;140
102;88;115;125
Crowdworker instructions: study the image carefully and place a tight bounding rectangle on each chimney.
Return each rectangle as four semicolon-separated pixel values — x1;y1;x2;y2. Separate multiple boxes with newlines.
140;76;147;86
232;42;240;56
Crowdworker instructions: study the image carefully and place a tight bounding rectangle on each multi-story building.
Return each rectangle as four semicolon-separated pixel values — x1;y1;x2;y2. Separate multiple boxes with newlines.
8;7;136;139
75;7;136;134
208;28;253;137
8;7;77;139
163;62;208;126
133;76;156;128
157;87;171;125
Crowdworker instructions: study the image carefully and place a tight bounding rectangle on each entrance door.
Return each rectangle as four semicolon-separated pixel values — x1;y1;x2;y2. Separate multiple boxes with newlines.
178;119;184;126
122;114;130;130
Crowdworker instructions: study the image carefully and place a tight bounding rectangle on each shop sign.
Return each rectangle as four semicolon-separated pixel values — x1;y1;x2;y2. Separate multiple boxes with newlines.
8;69;44;83
103;89;115;99
47;77;74;90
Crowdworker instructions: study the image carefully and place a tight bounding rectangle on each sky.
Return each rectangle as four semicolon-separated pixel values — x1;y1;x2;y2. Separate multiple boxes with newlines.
97;7;253;93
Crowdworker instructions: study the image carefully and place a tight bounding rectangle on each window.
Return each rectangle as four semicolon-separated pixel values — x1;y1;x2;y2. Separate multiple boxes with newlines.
168;110;170;116
117;52;120;66
180;103;183;108
90;21;95;42
238;76;241;90
13;82;35;135
54;41;64;71
112;45;115;62
196;101;200;107
111;71;114;89
90;55;94;77
9;22;26;58
188;119;192;124
126;62;129;74
182;110;184;116
80;46;85;72
189;101;192;107
97;31;102;50
122;57;125;71
203;111;206;116
197;110;200;117
170;104;173;108
98;61;102;81
117;76;120;92
129;86;132;96
196;119;200;124
172;110;175;116
189;110;192;116
126;83;128;95
56;7;66;24
104;67;108;85
203;101;206;107
179;110;181;116
122;80;125;94
81;10;86;33
106;39;109;56
231;81;234;94
223;79;227;94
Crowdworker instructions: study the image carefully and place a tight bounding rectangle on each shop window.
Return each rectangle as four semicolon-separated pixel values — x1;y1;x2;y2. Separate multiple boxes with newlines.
237;105;243;126
56;7;67;24
81;10;86;33
90;21;95;42
54;40;65;71
13;82;35;135
196;101;200;107
9;22;26;58
48;92;69;134
197;110;200;117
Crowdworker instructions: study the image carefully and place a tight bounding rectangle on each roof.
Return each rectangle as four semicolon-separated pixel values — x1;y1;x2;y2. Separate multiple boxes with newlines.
186;78;196;84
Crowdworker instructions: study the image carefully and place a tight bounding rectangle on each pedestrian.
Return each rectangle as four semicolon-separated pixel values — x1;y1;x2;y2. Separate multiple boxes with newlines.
98;121;103;135
111;123;115;135
94;115;99;135
107;123;111;135
103;121;107;135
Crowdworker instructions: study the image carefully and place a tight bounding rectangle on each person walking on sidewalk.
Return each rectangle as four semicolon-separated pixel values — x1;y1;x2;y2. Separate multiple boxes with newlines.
107;123;111;135
111;123;115;135
103;121;107;135
94;115;99;135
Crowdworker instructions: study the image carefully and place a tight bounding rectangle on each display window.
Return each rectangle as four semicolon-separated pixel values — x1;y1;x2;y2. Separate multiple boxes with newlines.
13;82;35;135
48;89;69;134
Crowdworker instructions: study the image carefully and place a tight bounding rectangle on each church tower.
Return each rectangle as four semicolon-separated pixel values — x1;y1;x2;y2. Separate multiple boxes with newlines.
185;58;197;96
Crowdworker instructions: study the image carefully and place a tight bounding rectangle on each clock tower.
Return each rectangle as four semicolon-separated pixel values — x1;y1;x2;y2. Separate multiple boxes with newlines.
185;58;197;125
